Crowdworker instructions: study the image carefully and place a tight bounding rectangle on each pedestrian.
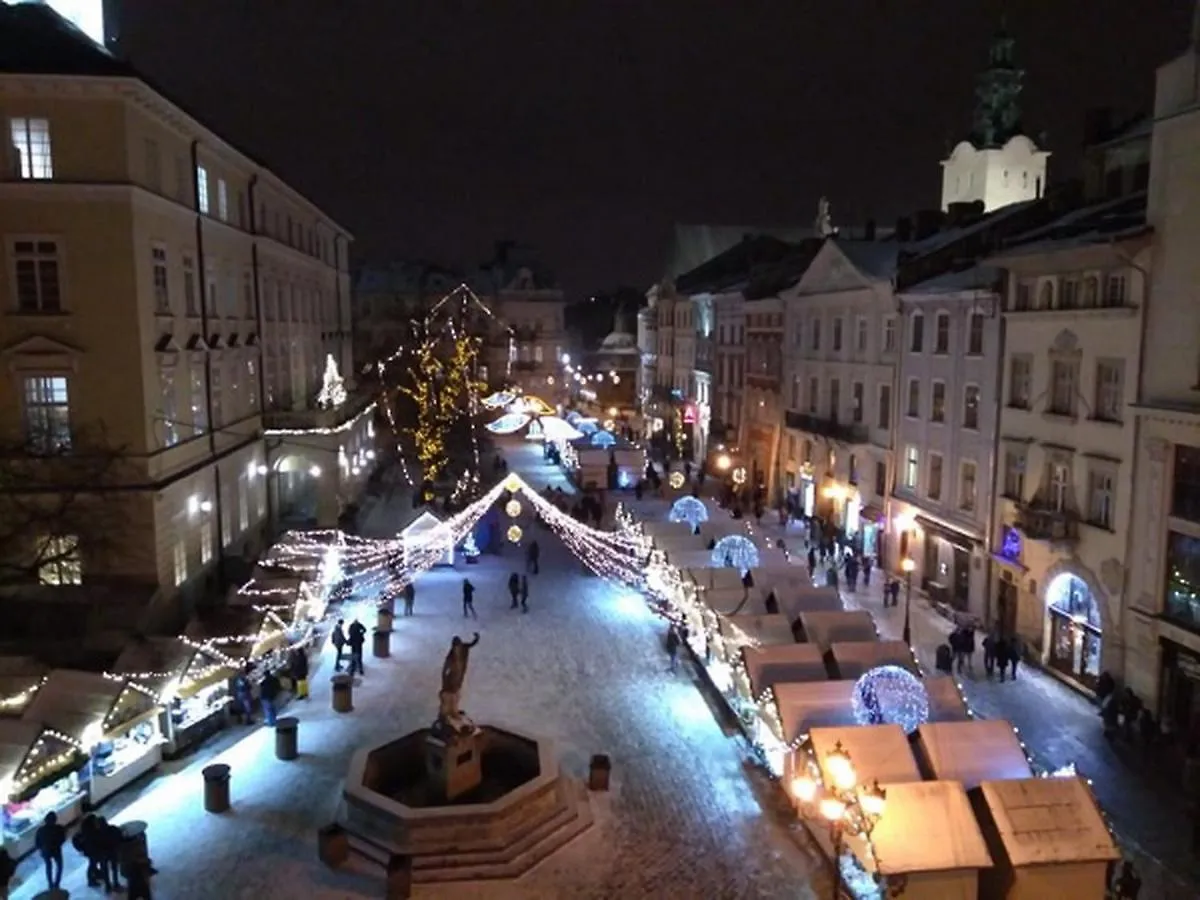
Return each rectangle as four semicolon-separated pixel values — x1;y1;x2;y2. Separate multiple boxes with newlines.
963;626;976;676
508;572;521;609
1006;634;1022;680
520;574;529;612
950;628;967;674
331;619;348;672
290;647;309;700
75;812;102;887
403;581;415;616
666;624;681;673
0;847;15;900
1113;859;1142;899
123;855;155;900
982;631;996;679
462;578;478;619
347;619;367;675
862;556;873;585
260;669;281;725
993;634;1009;682
807;547;817;574
231;665;254;723
526;539;541;574
887;579;901;608
35;811;66;892
97;816;122;892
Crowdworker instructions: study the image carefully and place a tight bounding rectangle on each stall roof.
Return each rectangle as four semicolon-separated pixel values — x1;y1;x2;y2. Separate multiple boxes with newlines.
666;550;715;571
658;534;709;555
810;724;922;787
773;587;843;619
773;681;858;744
113;637;196;696
827;641;918;680
689;567;747;591
0;657;47;715
977;777;1120;866
400;509;445;538
720;613;796;649
641;520;694;539
0;719;49;782
797;610;878;650
21;669;128;740
743;644;827;697
868;781;993;874
916;720;1032;789
925;675;972;723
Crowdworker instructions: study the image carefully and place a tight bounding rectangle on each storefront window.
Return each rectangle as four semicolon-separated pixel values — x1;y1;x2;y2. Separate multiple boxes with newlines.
1165;531;1200;629
1171;446;1200;524
3;771;83;850
1046;573;1102;687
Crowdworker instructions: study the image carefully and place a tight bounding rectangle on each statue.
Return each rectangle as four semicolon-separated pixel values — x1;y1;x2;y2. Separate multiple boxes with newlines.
814;196;835;237
437;632;480;726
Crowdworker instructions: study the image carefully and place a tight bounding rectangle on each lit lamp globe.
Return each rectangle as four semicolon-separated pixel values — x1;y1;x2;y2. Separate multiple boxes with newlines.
505;499;522;518
669;471;686;490
507;525;523;544
851;664;931;735
504;474;522;493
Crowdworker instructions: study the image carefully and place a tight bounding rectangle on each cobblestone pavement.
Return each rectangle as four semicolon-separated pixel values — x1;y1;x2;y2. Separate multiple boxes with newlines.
8;446;820;900
628;482;1200;897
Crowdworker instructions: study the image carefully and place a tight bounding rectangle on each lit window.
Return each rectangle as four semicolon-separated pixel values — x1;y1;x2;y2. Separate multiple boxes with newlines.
959;461;977;512
190;363;208;434
1088;468;1115;529
211;361;223;427
173;540;187;586
12;239;62;312
246;358;258;411
152;245;170;314
160;364;179;447
220;487;232;547
904;445;919;489
238;475;249;532
37;535;81;585
196;165;210;214
963;385;980;429
10;117;53;179
217;178;229;221
1049;360;1079;417
1049;462;1071;512
1008;355;1031;409
200;521;213;565
23;375;71;452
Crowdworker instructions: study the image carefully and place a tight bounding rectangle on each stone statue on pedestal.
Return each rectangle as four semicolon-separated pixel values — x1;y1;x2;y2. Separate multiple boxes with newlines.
436;632;480;734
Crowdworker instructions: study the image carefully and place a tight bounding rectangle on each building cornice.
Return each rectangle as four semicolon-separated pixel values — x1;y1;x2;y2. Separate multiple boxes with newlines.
1132;403;1200;427
990;233;1152;272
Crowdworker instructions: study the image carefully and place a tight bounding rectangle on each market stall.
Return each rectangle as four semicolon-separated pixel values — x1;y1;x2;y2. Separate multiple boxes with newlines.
113;637;234;758
795;610;879;650
974;777;1119;899
1;719;84;857
739;643;828;705
772;586;844;620
400;509;454;566
698;586;765;617
687;567;749;592
716;613;796;662
827;641;919;680
21;670;162;807
809;724;923;789
924;676;973;723
770;681;859;750
655;534;710;559
915;720;1033;789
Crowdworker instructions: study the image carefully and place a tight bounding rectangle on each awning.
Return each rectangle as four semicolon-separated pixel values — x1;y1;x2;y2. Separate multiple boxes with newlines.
916;515;979;552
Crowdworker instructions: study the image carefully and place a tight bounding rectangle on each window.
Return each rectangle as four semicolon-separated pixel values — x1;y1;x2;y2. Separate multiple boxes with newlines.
963;385;980;430
1088;467;1115;529
910;312;924;352
200;521;213;565
791;376;801;410
906;378;920;418
903;445;919;489
217;179;229;221
1082;276;1099;307
190;364;208;434
151;245;170;314
10;117;53;179
196;165;210;214
1104;274;1127;307
1094;360;1123;422
829;378;840;422
256;476;266;517
832;318;843;352
246;358;258;411
810;318;821;351
1038;281;1054;310
1049;360;1079;417
851;382;864;423
931;381;946;424
1060;278;1079;310
802;439;813;464
1013;282;1032;311
23;376;71;452
1003;451;1025;499
855;316;868;353
877;384;891;429
12;239;62;312
934;313;950;354
1008;355;1031;409
959;461;978;512
967;312;984;355
1165;531;1200;627
238;475;249;532
1172;445;1200;523
183;255;198;316
1048;462;1071;512
848;454;859;485
205;265;217;316
791;321;802;349
220;486;232;548
928;453;944;501
882;316;897;352
160;365;179;447
808;377;819;414
37;535;81;585
144;138;161;192
875;460;887;497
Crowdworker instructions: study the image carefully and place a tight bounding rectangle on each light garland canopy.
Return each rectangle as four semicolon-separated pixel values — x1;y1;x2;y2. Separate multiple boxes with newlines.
669;496;709;529
710;534;760;575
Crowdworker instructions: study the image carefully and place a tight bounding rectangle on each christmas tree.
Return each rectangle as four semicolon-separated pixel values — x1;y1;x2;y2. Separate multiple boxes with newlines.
317;353;347;409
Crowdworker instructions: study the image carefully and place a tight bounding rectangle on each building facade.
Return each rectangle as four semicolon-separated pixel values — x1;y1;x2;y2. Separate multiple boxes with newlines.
0;4;365;609
713;290;745;451
742;295;784;496
350;262;461;367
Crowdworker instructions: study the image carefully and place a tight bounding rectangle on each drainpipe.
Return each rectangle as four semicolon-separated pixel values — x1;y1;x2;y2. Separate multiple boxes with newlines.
247;174;278;535
191;140;226;569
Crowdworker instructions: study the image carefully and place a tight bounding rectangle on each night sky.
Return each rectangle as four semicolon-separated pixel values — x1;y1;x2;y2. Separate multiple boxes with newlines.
113;0;1190;292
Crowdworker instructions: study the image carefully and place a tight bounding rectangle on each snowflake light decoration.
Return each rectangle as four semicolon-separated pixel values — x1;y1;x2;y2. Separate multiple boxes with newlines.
851;665;930;735
316;354;347;409
668;471;685;489
669;496;709;530
710;534;759;575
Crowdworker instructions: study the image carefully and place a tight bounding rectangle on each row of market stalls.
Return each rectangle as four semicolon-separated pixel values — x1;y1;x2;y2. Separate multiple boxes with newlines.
621;498;1121;900
0;540;338;858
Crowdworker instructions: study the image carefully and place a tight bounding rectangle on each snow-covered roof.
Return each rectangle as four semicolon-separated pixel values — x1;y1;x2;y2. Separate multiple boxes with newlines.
656;533;708;555
773;681;859;743
695;585;754;615
399;509;444;537
836;240;902;280
718;613;796;649
916;720;1033;789
903;264;1002;295
827;640;919;680
868;781;994;874
687;567;747;592
907;199;1037;256
742;644;828;697
773;587;844;620
598;330;638;352
796;610;878;650
925;675;972;723
978;777;1119;867
21;669;127;741
810;724;922;786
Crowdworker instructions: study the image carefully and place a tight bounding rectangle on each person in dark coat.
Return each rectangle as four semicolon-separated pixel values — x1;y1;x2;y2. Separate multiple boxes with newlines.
403;581;416;616
290;647;309;700
0;846;16;898
347;619;367;676
666;625;681;673
35;811;66;891
526;539;540;574
330;619;348;672
76;813;103;887
259;670;281;725
508;572;521;609
519;574;529;612
97;816;123;892
1006;634;1023;680
462;578;478;619
231;665;254;723
982;632;997;678
993;635;1010;682
123;855;154;900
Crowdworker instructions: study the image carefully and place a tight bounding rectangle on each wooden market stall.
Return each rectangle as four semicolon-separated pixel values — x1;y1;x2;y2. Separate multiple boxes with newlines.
796;610;878;650
21;670;162;806
185;604;290;666
400;509;455;566
716;614;795;666
915;720;1033;790
973;777;1119;899
688;567;748;591
1;719;85;857
773;587;844;623
0;658;47;717
925;675;973;723
739;644;827;703
809;724;923;789
827;640;919;680
640;520;695;543
770;681;859;750
656;533;710;559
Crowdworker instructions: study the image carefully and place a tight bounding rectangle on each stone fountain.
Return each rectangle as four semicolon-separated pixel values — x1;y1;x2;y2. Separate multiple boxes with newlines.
339;633;593;884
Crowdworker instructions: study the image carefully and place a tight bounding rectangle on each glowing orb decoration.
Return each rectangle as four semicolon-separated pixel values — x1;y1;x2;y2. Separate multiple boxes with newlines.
851;665;930;735
603;419;616;431
590;430;616;448
732;466;747;485
668;495;709;529
503;474;522;493
505;499;522;518
669;471;686;490
482;391;515;409
507;525;523;544
710;534;760;575
486;413;531;434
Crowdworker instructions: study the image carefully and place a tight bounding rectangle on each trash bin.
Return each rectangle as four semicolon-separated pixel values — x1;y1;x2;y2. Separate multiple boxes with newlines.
331;673;354;713
377;608;394;632
275;717;299;760
385;853;413;899
202;764;231;813
373;628;391;659
118;820;149;867
935;644;953;674
317;822;350;869
381;593;396;616
588;754;611;791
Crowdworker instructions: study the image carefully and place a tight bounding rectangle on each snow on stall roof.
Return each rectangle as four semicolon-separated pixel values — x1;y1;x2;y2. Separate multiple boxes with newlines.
742;644;828;697
869;781;994;874
21;669;123;739
112;638;196;696
773;587;844;620
688;567;747;592
696;586;755;615
810;724;922;786
925;675;972;723
828;640;918;680
0;719;56;782
658;533;709;556
979;777;1120;866
718;613;796;648
797;610;878;650
836;240;902;279
773;681;859;744
916;720;1033;790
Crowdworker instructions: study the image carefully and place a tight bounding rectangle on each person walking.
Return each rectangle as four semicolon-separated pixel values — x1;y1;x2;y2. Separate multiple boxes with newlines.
862;556;873;585
982;631;997;679
963;626;977;677
347;619;367;676
807;546;817;575
123;854;155;900
526;540;540;575
887;579;901;608
993;634;1010;682
1006;634;1022;680
97;816;123;893
76;813;102;887
403;581;416;616
0;846;15;900
666;624;681;673
290;647;309;700
508;572;521;610
35;811;66;892
950;628;967;675
462;578;478;619
259;669;281;725
331;619;348;672
519;574;529;613
231;664;254;724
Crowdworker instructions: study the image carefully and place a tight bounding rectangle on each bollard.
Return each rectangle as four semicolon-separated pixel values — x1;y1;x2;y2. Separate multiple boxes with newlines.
331;674;354;713
275;717;299;760
381;593;396;616
588;754;611;792
372;627;391;659
202;764;231;813
377;608;394;632
385;853;413;899
318;822;350;869
118;820;150;867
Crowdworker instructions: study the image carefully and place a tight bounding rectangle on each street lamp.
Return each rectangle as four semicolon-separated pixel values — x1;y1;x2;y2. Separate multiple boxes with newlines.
790;741;888;900
901;556;915;645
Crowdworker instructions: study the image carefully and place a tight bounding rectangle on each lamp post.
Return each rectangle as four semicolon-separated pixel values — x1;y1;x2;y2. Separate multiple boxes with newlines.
901;556;915;645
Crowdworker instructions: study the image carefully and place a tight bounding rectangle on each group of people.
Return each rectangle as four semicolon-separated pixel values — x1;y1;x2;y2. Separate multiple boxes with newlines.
330;618;369;676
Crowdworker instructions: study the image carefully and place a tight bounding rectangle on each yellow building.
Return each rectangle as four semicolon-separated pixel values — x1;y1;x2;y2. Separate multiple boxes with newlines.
0;4;372;606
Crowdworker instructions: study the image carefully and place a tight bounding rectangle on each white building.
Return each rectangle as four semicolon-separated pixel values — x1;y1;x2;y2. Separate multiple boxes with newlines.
714;290;746;449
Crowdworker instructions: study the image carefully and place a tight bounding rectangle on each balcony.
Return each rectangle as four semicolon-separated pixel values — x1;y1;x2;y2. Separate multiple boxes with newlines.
263;391;374;434
1014;503;1080;544
784;411;868;445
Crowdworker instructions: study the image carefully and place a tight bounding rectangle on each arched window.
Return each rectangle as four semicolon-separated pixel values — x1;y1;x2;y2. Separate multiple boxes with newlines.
1082;276;1099;307
1038;281;1055;310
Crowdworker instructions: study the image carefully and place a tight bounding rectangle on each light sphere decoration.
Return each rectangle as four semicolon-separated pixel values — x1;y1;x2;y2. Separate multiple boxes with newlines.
669;471;686;490
507;525;523;544
505;499;522;518
668;495;709;529
851;665;930;735
710;534;759;575
503;474;522;493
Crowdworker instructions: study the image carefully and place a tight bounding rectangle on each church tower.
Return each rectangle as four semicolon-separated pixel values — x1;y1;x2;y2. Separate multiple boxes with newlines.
940;26;1049;213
